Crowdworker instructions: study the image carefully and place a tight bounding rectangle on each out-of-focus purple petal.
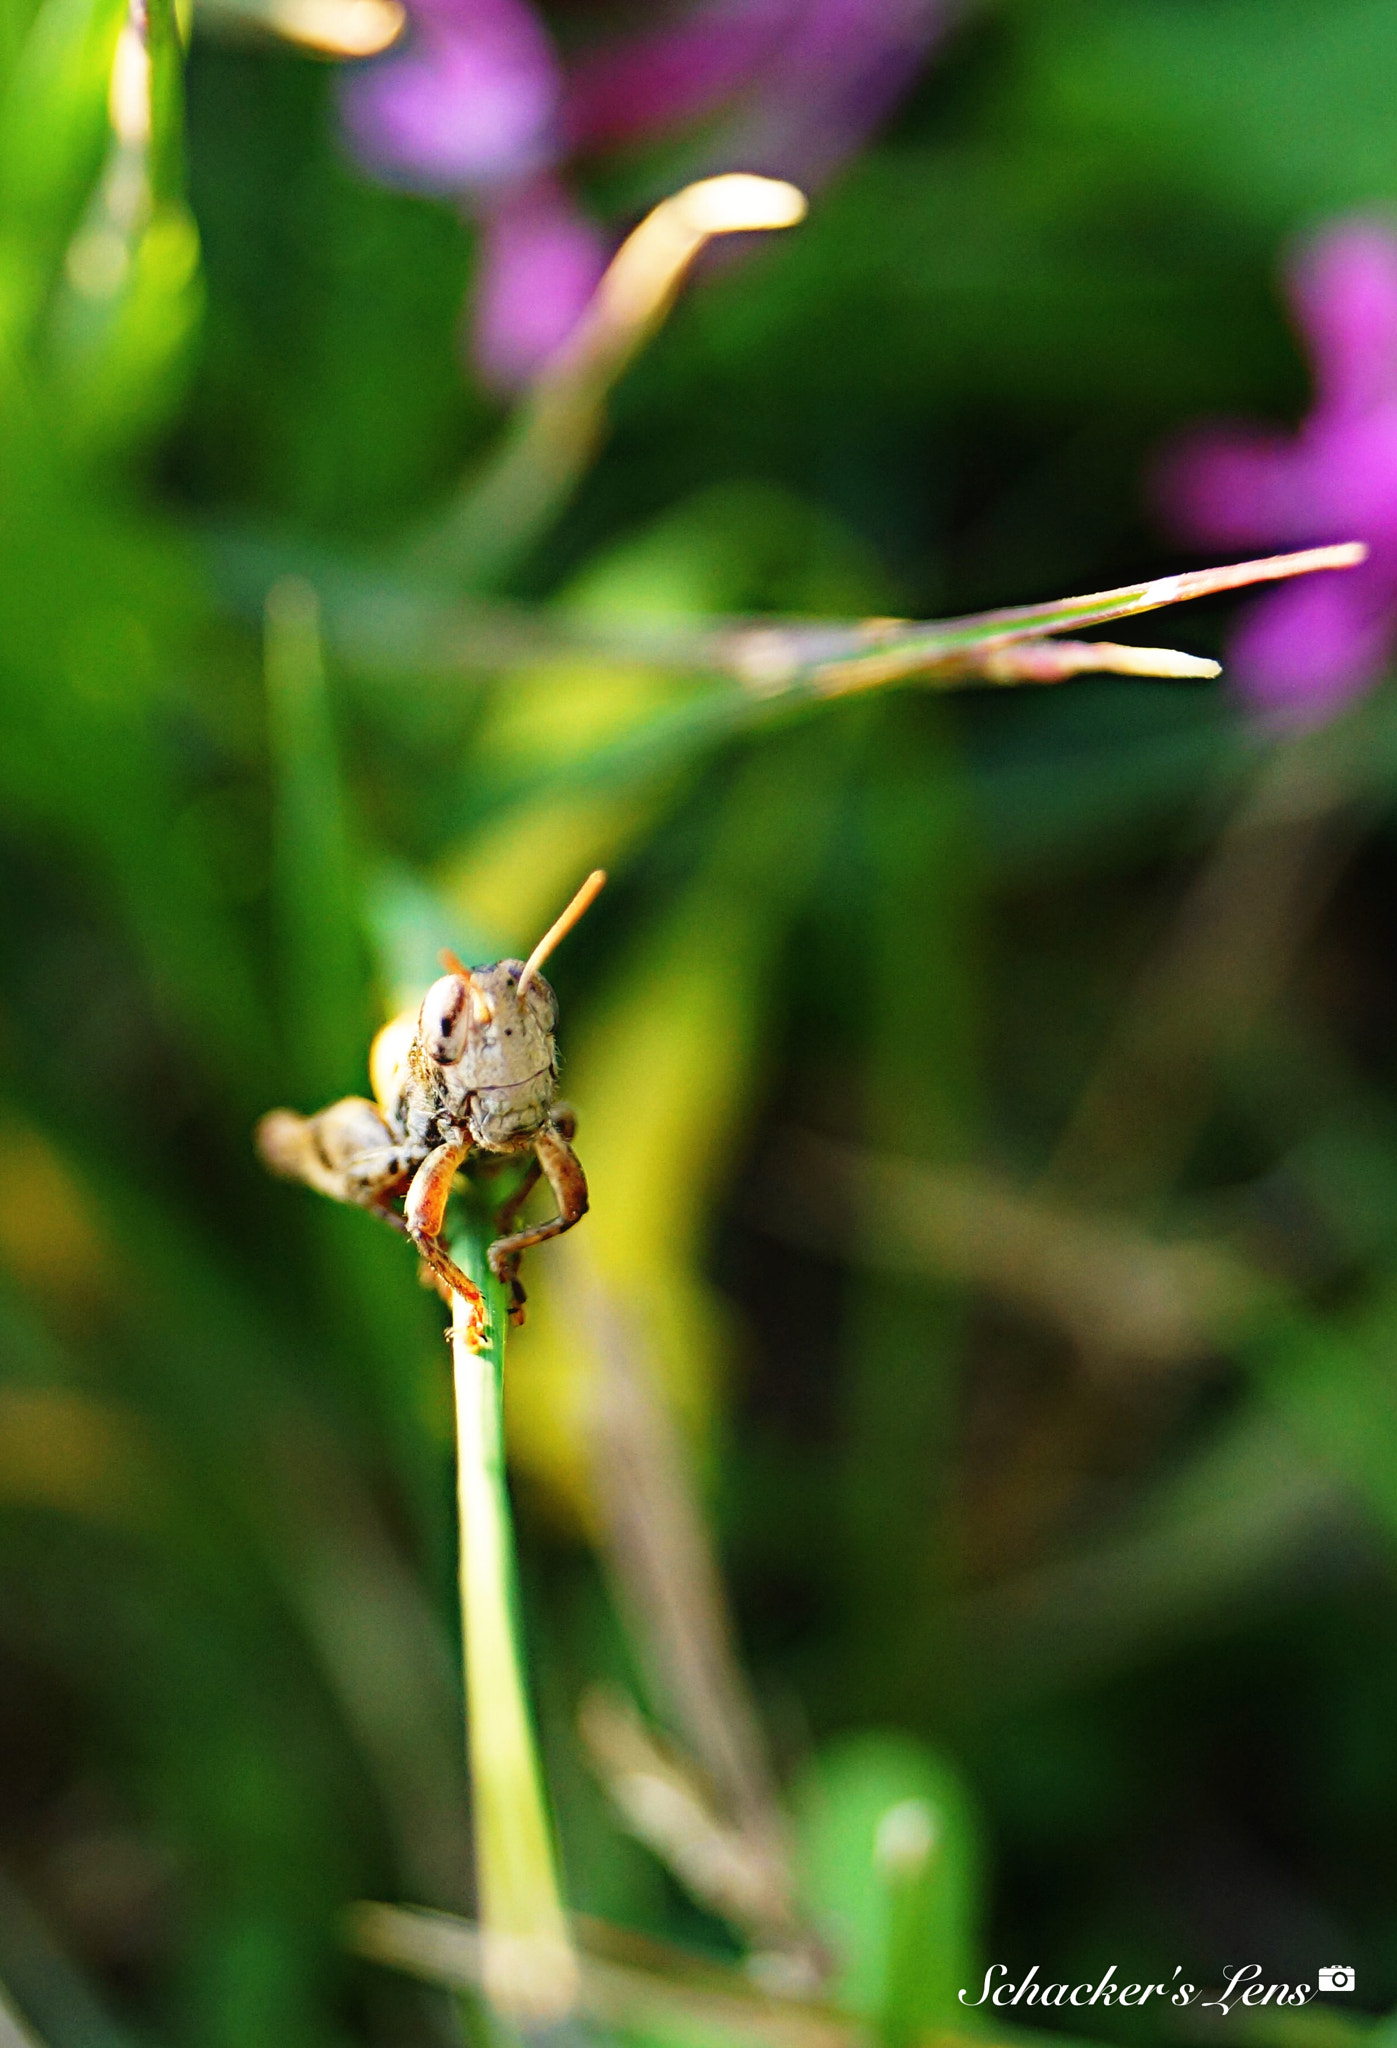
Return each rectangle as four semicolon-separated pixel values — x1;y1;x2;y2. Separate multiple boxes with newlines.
563;0;946;187
470;176;608;391
1155;216;1397;720
1156;403;1397;559
1299;403;1397;538
1153;424;1317;550
1228;568;1392;721
711;0;946;185
565;0;792;152
765;0;939;126
1288;218;1397;418
341;0;559;193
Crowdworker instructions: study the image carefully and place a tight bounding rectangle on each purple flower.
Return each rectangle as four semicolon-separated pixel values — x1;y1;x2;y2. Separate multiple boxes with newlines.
340;0;607;387
565;0;947;190
341;0;559;192
470;175;608;390
563;0;790;152
1157;218;1397;721
709;0;947;189
341;0;949;391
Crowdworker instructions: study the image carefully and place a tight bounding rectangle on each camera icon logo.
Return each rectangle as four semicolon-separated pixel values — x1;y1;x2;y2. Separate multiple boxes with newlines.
1318;1968;1356;1993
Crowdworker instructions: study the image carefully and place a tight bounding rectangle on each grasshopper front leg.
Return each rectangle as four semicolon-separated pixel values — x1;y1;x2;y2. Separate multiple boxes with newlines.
488;1106;577;1243
486;1121;589;1304
404;1138;490;1349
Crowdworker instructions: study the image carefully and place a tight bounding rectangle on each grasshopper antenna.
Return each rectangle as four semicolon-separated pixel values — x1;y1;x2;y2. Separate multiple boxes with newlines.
437;946;497;1025
517;870;607;996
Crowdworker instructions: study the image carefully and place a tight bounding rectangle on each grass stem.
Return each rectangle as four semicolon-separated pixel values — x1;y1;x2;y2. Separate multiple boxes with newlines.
447;1214;579;2025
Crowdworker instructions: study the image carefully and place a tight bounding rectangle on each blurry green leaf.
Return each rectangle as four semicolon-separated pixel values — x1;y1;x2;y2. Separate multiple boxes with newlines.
0;1866;136;2048
1255;1284;1397;1549
503;719;854;1512
953;1406;1352;1706
365;859;492;1012
0;0;124;358
1026;0;1397;229
144;0;185;205
46;0;203;458
0;414;274;1094
436;480;885;945
262;576;429;1427
832;700;979;1714
50;193;203;454
264;573;371;1102
793;1733;981;2043
0;1975;50;2048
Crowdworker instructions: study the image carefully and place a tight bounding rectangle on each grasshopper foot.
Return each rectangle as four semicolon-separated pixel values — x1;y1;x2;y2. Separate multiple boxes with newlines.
487;1243;529;1325
412;1232;489;1350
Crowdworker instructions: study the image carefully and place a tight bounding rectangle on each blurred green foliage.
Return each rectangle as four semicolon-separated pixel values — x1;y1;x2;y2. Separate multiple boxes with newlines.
5;0;1397;2043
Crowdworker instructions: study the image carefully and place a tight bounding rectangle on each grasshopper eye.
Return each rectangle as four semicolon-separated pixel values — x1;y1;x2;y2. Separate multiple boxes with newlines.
420;974;471;1063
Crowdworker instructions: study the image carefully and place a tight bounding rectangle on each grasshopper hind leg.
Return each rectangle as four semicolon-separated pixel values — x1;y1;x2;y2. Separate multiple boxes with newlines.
256;1098;416;1209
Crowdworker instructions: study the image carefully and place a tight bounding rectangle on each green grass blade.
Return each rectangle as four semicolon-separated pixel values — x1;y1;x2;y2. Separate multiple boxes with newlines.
444;1202;580;2025
264;574;372;1103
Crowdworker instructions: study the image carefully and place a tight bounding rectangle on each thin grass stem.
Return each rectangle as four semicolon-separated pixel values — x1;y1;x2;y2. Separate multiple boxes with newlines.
406;175;806;589
445;1208;580;2026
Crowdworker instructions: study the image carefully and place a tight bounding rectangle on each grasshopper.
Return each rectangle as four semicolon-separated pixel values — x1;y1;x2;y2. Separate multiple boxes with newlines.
257;872;603;1348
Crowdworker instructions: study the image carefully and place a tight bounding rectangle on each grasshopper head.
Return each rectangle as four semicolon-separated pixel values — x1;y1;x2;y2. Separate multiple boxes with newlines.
418;872;604;1134
418;959;556;1071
